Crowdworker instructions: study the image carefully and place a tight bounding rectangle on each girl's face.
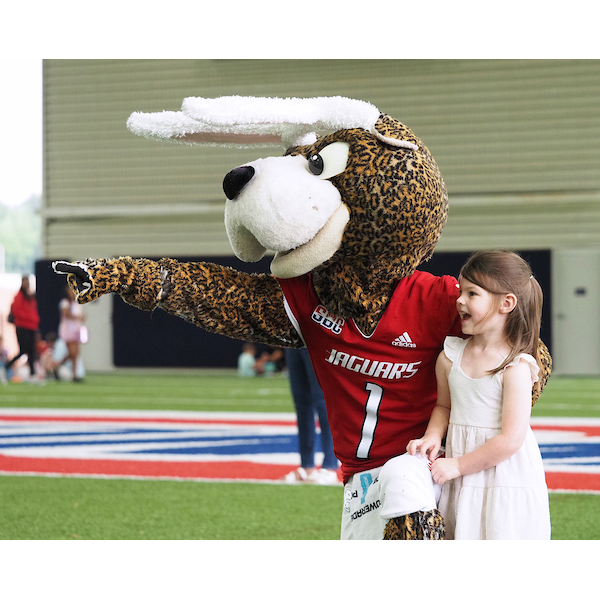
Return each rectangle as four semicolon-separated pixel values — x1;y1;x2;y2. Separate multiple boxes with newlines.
456;277;501;336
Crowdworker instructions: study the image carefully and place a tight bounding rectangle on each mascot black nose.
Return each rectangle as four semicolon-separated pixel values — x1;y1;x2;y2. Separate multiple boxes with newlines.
223;166;255;200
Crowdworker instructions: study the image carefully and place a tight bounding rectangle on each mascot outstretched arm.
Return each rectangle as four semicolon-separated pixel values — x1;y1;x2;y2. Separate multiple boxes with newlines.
52;257;301;347
54;96;551;540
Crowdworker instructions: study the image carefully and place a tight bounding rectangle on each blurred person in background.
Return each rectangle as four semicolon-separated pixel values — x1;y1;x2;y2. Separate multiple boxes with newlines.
255;347;285;376
0;334;8;384
55;286;86;382
283;348;339;485
37;331;58;381
238;342;258;377
5;275;39;382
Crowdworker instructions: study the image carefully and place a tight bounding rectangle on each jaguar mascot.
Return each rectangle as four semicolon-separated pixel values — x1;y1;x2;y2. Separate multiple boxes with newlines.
54;96;551;539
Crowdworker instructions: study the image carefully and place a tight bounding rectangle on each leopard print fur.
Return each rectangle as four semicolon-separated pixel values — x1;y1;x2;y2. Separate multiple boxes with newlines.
63;111;551;398
65;113;449;343
286;118;448;335
383;510;446;540
65;257;164;310
69;257;302;347
534;341;552;405
155;259;301;347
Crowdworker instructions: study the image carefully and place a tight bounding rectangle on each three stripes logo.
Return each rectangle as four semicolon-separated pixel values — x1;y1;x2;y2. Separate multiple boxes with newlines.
392;332;416;348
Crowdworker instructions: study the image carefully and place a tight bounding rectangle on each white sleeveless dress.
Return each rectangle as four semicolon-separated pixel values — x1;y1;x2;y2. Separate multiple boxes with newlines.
437;336;551;540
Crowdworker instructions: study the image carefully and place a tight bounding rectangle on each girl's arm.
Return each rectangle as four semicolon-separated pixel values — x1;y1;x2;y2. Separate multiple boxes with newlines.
430;358;533;484
406;350;452;460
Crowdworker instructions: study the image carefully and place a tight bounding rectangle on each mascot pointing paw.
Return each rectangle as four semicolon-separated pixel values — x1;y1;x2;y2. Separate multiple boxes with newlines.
54;96;551;540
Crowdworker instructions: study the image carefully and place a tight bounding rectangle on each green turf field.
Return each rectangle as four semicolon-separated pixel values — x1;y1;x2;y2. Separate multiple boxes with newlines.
0;370;293;412
1;371;599;539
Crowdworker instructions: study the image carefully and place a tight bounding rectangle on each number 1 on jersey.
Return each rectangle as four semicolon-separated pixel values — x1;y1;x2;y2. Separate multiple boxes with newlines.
356;382;384;459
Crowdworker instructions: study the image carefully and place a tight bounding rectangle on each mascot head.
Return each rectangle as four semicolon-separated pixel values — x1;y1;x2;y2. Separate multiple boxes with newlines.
127;96;448;320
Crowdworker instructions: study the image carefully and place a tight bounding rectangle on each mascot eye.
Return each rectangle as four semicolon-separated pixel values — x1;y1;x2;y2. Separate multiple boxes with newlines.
308;154;324;175
306;142;350;180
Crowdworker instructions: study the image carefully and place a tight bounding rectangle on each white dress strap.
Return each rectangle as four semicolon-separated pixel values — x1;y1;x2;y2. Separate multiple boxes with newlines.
504;353;540;384
443;336;467;364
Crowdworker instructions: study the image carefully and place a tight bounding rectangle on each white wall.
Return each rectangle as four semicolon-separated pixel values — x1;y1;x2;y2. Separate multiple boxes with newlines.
552;250;600;375
79;294;114;372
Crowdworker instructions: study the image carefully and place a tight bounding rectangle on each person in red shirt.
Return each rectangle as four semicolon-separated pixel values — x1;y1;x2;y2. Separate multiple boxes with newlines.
6;275;40;381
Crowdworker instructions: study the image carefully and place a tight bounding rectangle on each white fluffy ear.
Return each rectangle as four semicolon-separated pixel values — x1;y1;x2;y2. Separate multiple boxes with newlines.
126;108;286;148
126;95;382;149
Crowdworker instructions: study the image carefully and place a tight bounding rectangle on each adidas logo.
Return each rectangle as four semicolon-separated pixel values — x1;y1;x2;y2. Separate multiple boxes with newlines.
392;332;417;348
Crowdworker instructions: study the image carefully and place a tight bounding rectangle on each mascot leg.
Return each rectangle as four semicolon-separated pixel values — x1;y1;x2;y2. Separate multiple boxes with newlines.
379;454;445;540
383;510;445;540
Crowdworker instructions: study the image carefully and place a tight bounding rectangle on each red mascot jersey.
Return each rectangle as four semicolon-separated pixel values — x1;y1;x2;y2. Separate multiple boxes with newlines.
278;271;462;483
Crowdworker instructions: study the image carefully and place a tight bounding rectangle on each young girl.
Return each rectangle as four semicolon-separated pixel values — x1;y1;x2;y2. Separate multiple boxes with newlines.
407;251;550;539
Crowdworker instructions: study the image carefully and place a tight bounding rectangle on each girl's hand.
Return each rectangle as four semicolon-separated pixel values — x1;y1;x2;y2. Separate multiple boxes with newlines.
430;458;461;485
406;438;422;455
406;436;440;461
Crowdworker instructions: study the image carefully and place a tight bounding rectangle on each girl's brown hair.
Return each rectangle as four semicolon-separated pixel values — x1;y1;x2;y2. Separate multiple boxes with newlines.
459;251;543;383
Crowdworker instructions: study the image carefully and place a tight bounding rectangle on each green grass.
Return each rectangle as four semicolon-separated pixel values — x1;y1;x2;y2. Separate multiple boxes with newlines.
0;475;595;540
1;371;599;539
0;370;294;413
0;476;343;540
549;493;600;540
532;375;600;418
3;370;600;417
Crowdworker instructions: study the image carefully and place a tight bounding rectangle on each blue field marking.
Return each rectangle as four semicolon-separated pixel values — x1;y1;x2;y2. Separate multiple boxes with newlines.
540;442;600;464
0;409;326;465
533;418;600;476
1;410;600;479
0;427;300;455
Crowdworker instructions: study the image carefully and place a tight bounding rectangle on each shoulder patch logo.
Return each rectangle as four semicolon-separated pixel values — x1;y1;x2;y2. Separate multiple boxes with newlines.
392;332;417;348
311;305;345;335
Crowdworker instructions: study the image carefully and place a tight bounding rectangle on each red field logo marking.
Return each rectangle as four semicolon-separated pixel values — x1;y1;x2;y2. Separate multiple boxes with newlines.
0;408;312;483
0;409;598;492
531;417;600;494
